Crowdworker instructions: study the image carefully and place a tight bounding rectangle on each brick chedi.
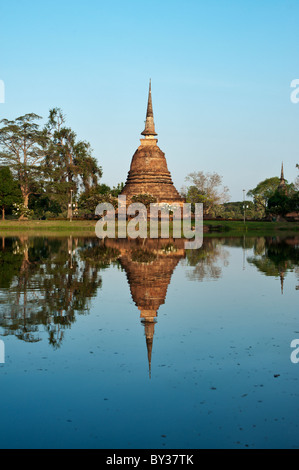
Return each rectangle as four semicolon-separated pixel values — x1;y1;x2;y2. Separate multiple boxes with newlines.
121;80;183;205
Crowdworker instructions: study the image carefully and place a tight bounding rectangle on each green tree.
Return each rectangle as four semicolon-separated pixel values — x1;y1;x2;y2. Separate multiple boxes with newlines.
247;177;281;216
98;183;111;194
78;188;118;217
29;193;62;219
268;190;299;216
43;108;102;217
0;114;47;211
111;182;124;197
0;166;22;220
221;201;256;219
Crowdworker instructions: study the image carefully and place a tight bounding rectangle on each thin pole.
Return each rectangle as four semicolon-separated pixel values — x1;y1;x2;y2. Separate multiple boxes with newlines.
70;190;73;222
243;234;245;270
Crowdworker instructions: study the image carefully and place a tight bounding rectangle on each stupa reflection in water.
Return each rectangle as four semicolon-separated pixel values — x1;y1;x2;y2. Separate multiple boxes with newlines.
104;238;185;377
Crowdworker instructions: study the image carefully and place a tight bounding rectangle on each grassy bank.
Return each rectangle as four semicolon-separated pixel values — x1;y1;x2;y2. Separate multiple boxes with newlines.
0;219;298;233
0;220;97;237
0;220;96;231
203;219;299;233
201;220;299;238
0;219;298;237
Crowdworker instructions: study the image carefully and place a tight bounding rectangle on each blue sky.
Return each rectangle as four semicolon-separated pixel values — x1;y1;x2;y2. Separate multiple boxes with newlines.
0;0;299;200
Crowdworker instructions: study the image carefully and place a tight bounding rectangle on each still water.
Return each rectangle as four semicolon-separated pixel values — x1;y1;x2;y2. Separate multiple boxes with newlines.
0;234;298;449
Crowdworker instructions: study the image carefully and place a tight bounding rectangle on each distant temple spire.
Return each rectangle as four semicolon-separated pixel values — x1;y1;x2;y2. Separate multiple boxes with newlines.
280;162;285;184
279;162;287;194
141;79;157;137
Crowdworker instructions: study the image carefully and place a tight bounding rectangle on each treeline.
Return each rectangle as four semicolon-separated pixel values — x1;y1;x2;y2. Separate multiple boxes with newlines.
1;109;298;221
182;171;299;220
0;109;123;220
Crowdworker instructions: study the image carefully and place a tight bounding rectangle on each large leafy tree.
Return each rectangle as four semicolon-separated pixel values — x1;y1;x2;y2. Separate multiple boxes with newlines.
247;177;280;216
28;194;62;219
78;182;125;217
43;108;102;216
222;200;256;219
247;177;294;217
268;190;299;216
78;185;118;217
0;114;47;210
0;166;22;219
183;171;230;216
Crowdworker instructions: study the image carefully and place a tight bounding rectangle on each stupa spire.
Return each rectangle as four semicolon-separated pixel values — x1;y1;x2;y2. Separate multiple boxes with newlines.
278;161;288;195
280;162;285;183
145;324;154;379
141;79;157;138
121;81;183;204
146;79;153;118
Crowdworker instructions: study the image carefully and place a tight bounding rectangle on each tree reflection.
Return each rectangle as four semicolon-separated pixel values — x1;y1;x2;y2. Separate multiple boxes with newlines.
0;236;120;347
184;238;229;281
247;236;299;294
